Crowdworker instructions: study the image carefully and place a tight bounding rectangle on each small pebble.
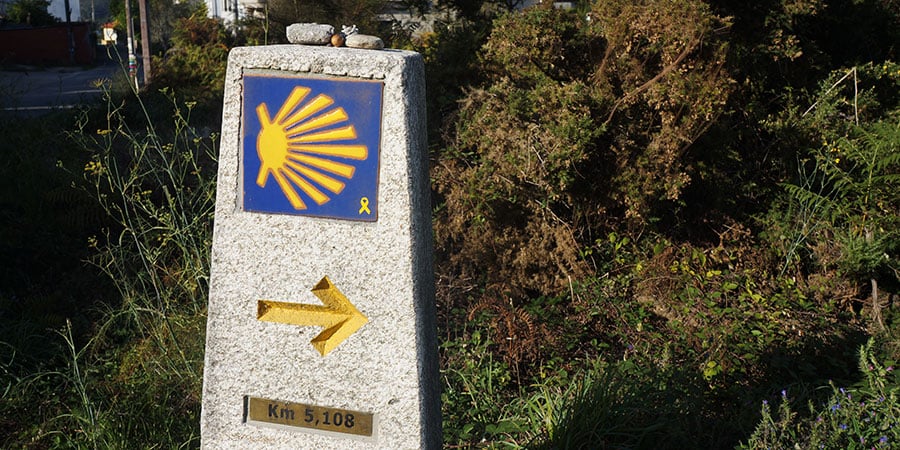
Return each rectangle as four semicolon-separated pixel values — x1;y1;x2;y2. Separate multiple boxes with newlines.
345;34;384;50
286;23;334;45
331;33;346;47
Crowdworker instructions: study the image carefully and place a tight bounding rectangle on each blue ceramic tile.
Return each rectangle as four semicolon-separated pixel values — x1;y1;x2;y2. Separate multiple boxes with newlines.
242;74;383;221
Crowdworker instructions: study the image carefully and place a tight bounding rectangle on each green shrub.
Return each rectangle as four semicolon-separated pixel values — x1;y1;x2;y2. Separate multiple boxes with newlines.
441;326;522;446
412;19;492;144
151;14;230;111
765;62;900;330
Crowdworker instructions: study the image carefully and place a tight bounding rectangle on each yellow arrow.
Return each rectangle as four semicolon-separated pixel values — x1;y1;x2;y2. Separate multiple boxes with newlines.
257;277;368;356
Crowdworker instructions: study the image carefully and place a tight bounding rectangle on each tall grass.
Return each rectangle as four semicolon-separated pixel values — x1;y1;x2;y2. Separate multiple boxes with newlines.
69;86;217;446
511;361;670;449
74;88;216;368
0;81;217;447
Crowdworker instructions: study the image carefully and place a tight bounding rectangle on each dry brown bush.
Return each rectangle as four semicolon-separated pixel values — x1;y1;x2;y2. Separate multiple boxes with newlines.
433;0;733;299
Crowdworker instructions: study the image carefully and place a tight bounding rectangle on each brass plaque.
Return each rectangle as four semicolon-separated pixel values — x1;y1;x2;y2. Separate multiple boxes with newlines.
244;396;375;437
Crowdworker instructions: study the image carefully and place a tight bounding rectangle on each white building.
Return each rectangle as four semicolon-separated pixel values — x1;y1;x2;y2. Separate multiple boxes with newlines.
206;0;265;24
203;0;572;33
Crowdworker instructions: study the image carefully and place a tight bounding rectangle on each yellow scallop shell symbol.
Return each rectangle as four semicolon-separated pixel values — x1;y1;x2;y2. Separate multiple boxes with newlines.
255;86;368;210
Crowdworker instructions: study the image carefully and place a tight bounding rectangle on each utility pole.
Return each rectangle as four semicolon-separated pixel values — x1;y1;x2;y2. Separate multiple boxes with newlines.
138;0;151;85
125;0;138;90
63;0;75;64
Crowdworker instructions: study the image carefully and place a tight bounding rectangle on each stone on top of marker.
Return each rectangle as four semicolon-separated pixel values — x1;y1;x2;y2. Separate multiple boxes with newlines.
345;34;384;50
286;23;335;45
286;23;384;50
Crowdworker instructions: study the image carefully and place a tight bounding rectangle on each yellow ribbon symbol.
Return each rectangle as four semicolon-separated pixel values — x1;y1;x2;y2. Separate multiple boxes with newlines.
359;197;371;215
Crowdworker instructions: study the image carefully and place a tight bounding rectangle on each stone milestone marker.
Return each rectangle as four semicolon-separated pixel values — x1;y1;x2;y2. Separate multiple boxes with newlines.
200;45;439;449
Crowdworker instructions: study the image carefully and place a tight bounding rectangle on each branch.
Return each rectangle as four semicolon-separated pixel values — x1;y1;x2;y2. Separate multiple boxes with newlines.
603;35;702;126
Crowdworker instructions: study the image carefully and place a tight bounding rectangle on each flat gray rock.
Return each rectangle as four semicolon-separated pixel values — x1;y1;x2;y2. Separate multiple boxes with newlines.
345;34;384;50
286;23;335;45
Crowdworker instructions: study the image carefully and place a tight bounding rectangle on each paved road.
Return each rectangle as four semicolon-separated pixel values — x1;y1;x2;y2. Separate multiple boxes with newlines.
0;46;131;114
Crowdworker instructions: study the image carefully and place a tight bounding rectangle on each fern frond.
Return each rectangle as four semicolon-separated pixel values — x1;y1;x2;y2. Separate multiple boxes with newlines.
781;183;838;216
468;297;502;321
870;173;900;187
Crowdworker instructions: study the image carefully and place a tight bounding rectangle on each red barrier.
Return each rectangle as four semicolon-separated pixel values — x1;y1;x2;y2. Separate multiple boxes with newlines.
0;23;97;66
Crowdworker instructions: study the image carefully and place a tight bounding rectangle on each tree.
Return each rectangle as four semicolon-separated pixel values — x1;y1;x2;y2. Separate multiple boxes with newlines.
7;0;58;26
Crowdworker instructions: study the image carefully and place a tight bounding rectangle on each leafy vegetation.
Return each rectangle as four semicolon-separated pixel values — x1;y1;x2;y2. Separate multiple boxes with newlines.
426;0;900;447
108;0;210;53
1;75;216;447
150;13;231;113
5;0;58;26
741;339;900;449
1;0;899;448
